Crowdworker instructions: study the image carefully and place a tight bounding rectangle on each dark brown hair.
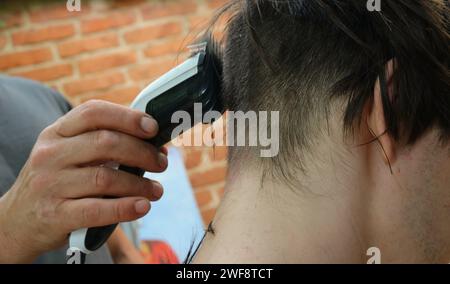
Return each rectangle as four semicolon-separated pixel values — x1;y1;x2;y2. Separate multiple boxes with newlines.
211;0;449;182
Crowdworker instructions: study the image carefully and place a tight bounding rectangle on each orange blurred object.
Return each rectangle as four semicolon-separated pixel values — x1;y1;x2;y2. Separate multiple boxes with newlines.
140;240;180;264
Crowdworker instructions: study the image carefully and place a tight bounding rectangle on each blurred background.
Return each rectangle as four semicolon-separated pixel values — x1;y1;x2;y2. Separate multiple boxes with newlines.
0;0;228;226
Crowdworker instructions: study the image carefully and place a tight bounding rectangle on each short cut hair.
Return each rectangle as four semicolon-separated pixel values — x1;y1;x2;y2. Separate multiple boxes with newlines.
210;0;449;185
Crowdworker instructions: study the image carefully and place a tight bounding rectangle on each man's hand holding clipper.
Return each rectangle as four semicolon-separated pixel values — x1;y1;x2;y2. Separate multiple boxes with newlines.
0;100;168;263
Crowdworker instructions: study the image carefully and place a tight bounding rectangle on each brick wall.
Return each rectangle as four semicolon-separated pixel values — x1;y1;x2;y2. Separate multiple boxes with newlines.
0;0;229;224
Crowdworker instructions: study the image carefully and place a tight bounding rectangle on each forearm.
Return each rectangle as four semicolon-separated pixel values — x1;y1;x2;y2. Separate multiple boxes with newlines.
108;226;145;264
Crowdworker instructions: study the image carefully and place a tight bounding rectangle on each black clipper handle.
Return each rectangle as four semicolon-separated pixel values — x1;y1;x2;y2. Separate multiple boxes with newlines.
82;136;167;251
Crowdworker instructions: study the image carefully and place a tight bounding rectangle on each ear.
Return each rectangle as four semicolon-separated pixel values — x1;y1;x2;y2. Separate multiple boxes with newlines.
367;60;396;167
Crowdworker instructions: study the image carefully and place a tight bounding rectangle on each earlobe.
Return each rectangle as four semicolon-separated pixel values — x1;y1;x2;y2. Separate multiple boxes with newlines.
367;60;396;171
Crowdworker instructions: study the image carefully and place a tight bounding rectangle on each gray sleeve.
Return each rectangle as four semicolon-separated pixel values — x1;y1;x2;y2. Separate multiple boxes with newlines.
46;83;73;113
0;154;16;197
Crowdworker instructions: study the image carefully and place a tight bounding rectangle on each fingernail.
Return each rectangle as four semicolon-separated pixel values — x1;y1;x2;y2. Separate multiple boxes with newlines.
158;153;168;168
152;182;164;199
135;199;150;214
140;116;157;134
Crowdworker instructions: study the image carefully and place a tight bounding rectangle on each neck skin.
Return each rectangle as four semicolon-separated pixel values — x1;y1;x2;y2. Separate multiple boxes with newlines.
193;129;450;264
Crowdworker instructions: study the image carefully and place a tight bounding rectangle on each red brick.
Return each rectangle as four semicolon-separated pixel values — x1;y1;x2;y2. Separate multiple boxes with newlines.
209;146;227;161
189;166;227;188
207;0;229;10
200;12;229;40
12;24;75;45
78;51;136;74
128;59;177;82
184;149;203;169
29;5;90;23
124;22;182;44
0;48;52;71
109;0;146;8
201;208;217;224
141;0;197;20
177;124;211;147
0;12;23;29
81;12;135;34
143;37;187;58
58;34;119;57
63;72;125;96
195;189;213;208
0;35;7;50
80;86;140;105
13;64;73;82
188;15;210;31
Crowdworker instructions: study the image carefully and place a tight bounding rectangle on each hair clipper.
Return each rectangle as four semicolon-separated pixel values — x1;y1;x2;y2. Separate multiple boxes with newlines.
69;40;223;259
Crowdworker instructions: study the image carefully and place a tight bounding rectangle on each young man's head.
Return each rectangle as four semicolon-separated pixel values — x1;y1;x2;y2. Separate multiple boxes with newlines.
194;0;450;263
220;0;449;176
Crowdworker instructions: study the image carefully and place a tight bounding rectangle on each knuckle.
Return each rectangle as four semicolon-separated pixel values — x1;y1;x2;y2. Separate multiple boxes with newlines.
36;199;57;221
94;130;119;149
82;99;103;109
82;204;101;224
113;202;126;222
94;167;111;192
29;143;57;168
38;124;55;139
78;100;104;122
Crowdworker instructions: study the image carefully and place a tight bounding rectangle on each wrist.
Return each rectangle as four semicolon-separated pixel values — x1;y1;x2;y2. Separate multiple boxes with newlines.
0;193;39;263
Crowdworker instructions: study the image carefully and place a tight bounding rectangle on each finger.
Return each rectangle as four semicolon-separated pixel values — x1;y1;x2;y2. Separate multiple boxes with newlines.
60;167;163;201
160;146;169;156
62;197;151;230
54;100;158;139
59;130;168;172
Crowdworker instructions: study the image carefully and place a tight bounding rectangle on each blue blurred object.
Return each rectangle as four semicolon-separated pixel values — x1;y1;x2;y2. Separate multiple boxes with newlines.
138;147;205;261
